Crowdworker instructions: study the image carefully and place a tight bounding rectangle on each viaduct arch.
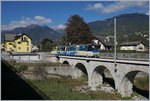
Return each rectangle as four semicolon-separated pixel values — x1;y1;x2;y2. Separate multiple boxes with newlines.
63;61;70;65
55;56;149;97
90;65;115;90
74;63;88;79
119;70;149;97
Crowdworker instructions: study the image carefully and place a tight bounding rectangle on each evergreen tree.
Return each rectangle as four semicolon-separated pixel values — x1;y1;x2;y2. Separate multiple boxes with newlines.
65;15;93;44
41;38;54;52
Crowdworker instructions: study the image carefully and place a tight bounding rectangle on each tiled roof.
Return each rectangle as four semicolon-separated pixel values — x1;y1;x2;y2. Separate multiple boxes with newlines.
120;41;143;46
4;34;18;41
4;33;31;41
93;35;114;47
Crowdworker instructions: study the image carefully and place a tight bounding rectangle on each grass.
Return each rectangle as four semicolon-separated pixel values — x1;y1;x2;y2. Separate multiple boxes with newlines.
29;77;121;100
30;78;91;100
6;60;148;100
7;60;61;67
77;74;88;83
134;76;149;91
6;60;28;73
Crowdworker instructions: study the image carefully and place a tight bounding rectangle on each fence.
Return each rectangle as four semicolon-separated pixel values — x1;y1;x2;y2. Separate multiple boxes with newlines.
99;53;149;61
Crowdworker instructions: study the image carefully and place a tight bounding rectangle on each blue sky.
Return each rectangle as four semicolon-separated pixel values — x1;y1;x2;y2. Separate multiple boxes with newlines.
1;1;149;30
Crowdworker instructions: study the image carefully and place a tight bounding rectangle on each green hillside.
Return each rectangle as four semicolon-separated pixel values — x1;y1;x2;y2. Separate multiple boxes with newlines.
88;13;149;46
88;13;149;36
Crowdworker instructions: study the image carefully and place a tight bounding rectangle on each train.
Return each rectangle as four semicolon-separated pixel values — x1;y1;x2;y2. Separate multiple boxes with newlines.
52;44;100;57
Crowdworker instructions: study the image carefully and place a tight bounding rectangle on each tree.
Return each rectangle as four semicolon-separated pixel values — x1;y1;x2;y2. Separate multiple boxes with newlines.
65;15;94;44
41;38;55;52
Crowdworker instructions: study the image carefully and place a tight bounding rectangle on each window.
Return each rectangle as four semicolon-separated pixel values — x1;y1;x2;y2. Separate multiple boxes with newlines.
138;47;143;50
9;43;12;45
27;42;29;46
27;47;29;51
18;42;21;44
22;36;27;41
24;37;27;41
18;47;21;50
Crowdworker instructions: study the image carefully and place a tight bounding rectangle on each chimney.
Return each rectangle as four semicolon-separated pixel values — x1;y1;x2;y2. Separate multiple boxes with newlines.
19;31;22;36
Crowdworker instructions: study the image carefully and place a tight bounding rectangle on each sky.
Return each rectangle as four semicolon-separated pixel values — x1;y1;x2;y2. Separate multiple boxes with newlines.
1;1;149;30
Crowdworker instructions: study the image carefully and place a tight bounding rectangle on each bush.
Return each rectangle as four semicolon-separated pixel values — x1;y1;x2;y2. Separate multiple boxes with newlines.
33;66;47;81
8;60;16;65
15;65;28;73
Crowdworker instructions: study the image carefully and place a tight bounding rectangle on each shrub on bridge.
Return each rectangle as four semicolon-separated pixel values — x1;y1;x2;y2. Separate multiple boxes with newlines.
15;64;28;73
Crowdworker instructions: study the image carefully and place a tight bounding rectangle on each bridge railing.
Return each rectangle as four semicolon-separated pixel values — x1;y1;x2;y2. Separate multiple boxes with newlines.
99;53;149;61
49;52;149;61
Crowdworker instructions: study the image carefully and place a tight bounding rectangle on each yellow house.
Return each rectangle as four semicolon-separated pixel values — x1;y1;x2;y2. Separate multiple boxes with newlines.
4;33;32;53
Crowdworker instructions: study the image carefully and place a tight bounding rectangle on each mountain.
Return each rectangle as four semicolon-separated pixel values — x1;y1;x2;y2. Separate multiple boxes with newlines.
2;24;64;45
2;13;148;46
88;13;149;36
54;29;65;35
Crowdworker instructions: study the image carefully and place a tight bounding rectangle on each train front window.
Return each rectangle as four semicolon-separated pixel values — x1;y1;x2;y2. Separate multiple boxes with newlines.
79;45;84;51
87;46;92;51
79;45;88;51
59;46;65;51
84;46;88;51
67;46;76;51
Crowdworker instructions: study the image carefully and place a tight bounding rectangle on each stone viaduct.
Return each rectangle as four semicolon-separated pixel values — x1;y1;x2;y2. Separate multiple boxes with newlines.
50;56;149;97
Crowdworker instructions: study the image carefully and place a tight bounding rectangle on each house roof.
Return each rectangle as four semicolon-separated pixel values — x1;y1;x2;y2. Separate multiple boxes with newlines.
4;34;18;41
11;53;39;56
120;41;143;46
93;35;114;47
15;33;32;40
4;33;31;41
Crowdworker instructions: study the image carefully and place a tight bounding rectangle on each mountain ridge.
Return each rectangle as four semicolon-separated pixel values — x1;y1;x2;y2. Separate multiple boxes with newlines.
2;13;149;46
88;13;149;36
2;24;64;45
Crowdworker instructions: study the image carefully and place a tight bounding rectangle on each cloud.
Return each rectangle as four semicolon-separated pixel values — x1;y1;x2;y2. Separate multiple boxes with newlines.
86;1;148;14
34;16;52;25
2;16;53;30
51;24;66;30
86;3;104;10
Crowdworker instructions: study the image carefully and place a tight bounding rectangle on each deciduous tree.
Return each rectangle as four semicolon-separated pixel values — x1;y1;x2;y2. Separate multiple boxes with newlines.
65;15;93;44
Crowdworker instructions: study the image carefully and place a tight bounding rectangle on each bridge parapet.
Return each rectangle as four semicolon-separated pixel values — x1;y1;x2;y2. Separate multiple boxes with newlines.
50;55;149;98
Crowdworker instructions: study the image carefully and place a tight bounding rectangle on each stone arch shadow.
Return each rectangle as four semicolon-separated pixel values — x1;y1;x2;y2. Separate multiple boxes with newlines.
73;62;88;81
62;60;70;65
120;70;149;98
90;65;116;90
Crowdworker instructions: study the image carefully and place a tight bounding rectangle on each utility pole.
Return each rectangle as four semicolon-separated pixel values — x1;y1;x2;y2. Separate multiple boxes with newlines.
40;38;42;52
114;18;117;72
66;33;67;45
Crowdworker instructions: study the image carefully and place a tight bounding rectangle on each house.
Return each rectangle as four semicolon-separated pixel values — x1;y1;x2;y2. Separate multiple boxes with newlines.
10;53;41;61
32;45;39;52
1;43;5;51
92;36;114;50
4;33;32;53
120;41;145;51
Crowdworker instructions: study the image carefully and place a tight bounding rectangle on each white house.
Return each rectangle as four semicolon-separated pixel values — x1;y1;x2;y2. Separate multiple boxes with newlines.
120;41;145;51
11;53;41;61
92;36;114;50
32;45;39;52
